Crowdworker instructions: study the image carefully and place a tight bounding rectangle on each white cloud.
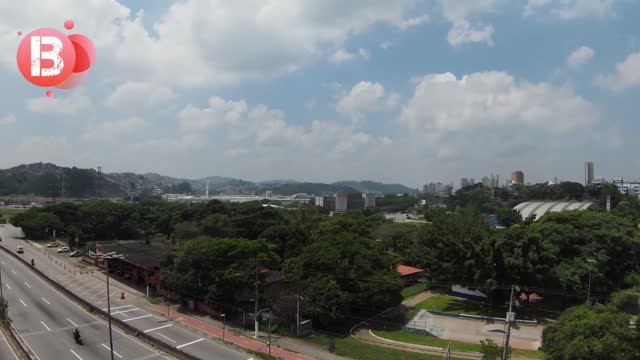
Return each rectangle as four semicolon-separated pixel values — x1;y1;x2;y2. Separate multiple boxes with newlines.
596;52;640;91
567;46;595;67
25;93;93;117
398;14;430;30
440;0;498;46
380;41;393;49
328;48;370;64
524;0;616;19
0;114;16;126
336;81;386;124
400;71;599;133
0;0;419;88
104;82;176;110
16;136;75;164
82;117;148;143
178;97;248;131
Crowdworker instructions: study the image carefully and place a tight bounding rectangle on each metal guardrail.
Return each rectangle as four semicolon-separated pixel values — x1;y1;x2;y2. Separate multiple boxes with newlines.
0;244;200;360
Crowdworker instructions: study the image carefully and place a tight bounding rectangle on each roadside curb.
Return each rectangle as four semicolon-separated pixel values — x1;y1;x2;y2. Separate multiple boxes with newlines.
1;322;32;360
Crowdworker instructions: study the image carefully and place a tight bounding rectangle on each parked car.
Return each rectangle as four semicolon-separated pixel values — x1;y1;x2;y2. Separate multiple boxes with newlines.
69;250;83;257
16;246;23;254
46;242;59;248
57;247;70;253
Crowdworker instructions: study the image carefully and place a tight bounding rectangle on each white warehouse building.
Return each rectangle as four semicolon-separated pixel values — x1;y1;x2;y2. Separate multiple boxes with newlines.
513;201;596;221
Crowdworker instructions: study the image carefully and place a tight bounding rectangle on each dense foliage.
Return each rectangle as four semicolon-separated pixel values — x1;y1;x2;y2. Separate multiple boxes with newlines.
542;304;640;359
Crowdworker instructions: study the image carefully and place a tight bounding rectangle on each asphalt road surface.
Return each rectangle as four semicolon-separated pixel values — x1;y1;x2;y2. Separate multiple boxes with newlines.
0;225;251;360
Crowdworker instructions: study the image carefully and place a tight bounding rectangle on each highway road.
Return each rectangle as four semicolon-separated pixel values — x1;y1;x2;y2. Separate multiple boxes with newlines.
0;225;251;360
0;245;170;360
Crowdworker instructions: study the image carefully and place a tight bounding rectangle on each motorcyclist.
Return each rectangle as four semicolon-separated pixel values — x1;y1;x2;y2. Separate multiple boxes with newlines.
73;328;81;342
31;259;34;266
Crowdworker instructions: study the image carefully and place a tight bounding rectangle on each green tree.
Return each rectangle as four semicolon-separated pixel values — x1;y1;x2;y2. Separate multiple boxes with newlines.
479;339;509;360
495;207;522;228
542;304;639;360
260;224;308;259
174;221;199;241
199;214;235;238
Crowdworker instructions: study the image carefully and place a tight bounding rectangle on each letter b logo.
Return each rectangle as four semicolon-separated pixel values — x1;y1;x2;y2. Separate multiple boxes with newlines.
17;28;76;87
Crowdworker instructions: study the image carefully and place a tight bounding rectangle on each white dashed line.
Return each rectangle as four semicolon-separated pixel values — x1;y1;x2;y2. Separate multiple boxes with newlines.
40;321;51;332
143;324;173;333
19;299;27;307
41;297;50;305
123;314;152;322
5;284;11;290
10;270;16;275
67;318;78;327
177;338;204;349
70;349;83;360
101;344;123;358
24;282;31;289
112;308;139;315
157;333;176;343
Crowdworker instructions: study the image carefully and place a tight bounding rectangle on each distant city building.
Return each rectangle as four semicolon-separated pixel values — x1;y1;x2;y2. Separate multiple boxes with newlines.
460;177;470;188
511;171;524;185
265;190;273;198
481;177;491;187
364;193;376;208
347;193;364;211
423;182;451;197
513;201;595;221
613;178;640;196
335;192;348;213
585;161;594;185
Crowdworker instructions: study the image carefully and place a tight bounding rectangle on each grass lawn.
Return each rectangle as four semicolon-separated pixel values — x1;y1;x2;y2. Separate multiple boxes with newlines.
401;282;429;299
373;330;545;359
0;207;25;221
308;334;464;360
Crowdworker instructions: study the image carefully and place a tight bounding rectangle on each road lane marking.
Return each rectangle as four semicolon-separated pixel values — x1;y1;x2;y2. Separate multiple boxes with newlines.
24;282;31;289
40;321;51;332
11;270;16;275
0;261;5;265
123;314;152;322
176;338;204;349
143;324;173;333
70;349;83;360
5;284;10;290
67;318;78;327
41;297;50;305
157;333;176;343
102;305;133;311
112;308;139;315
101;344;123;358
19;299;27;307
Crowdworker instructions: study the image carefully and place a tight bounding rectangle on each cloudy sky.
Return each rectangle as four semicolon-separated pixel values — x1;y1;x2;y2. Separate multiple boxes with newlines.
0;0;639;187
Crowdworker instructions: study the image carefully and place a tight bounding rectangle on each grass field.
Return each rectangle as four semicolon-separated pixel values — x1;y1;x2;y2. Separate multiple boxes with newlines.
401;282;429;299
308;334;463;360
373;330;545;359
0;207;26;221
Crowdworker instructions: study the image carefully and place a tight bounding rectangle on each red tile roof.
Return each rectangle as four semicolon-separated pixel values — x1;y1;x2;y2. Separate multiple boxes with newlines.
397;264;424;276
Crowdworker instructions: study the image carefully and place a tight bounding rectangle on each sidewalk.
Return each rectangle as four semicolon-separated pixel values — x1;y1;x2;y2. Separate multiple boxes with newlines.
147;304;315;360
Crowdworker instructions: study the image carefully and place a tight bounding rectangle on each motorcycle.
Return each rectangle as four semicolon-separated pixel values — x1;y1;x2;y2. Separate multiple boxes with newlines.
30;259;35;267
73;329;83;345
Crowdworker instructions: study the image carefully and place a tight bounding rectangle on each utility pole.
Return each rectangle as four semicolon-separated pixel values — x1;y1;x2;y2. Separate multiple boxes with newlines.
443;342;451;359
503;285;515;360
104;257;115;360
254;260;259;339
60;169;64;199
296;294;300;337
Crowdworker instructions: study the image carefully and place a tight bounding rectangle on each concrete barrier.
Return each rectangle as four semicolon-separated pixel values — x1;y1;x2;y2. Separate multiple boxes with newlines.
0;244;199;360
427;310;538;326
2;322;32;359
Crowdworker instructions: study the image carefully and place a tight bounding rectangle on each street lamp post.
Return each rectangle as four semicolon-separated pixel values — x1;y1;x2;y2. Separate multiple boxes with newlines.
221;314;226;342
255;308;270;339
586;258;597;305
96;254;116;360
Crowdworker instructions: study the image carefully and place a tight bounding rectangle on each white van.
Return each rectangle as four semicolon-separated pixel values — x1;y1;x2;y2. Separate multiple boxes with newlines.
16;246;24;254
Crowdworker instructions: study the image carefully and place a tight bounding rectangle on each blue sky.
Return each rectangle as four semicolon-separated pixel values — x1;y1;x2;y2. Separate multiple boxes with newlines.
0;0;639;187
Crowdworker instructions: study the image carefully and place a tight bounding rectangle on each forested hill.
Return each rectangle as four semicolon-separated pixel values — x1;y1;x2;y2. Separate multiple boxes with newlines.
0;163;415;198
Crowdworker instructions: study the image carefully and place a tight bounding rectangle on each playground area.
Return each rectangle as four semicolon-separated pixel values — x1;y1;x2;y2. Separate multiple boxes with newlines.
404;309;543;350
